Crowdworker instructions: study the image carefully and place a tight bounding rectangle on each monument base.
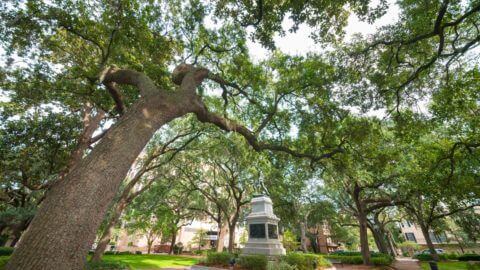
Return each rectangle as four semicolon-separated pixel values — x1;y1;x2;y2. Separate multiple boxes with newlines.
242;239;286;256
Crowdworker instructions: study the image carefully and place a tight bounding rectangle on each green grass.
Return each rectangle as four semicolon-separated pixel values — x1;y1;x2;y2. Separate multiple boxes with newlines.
0;254;199;270
420;261;471;270
101;254;199;269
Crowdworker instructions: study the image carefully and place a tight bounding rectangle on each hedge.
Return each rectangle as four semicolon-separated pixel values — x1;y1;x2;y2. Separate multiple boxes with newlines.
205;252;233;267
326;253;393;266
413;253;447;261
0;248;14;256
370;255;393;266
237;254;268;270
325;255;363;265
282;253;331;270
267;261;297;270
459;254;480;261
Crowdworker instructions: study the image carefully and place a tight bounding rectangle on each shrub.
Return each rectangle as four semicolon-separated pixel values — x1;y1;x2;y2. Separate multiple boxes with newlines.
325;255;363;265
205;252;233;267
115;251;133;255
237;255;268;270
135;251;142;255
370;255;393;266
104;251;116;255
444;253;459;260
86;261;131;270
282;253;331;270
267;261;297;270
0;257;9;269
0;248;14;256
459;254;480;261
413;253;449;261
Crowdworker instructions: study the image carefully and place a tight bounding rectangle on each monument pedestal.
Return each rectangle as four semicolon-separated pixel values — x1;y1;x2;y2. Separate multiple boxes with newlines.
242;195;286;256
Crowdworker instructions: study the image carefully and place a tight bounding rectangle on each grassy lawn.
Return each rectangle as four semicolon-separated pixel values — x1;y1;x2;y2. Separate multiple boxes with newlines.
102;254;200;269
0;254;199;270
420;261;472;270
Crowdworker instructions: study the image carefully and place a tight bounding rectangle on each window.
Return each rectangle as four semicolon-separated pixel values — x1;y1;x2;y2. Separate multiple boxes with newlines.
429;232;447;243
268;224;278;239
249;224;266;239
405;233;417;242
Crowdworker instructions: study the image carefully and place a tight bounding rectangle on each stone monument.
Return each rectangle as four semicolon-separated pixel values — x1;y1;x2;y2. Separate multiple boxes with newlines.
242;195;286;256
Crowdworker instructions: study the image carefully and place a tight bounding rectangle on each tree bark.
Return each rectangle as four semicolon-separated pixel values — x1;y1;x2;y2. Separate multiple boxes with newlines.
91;199;128;262
228;224;236;253
300;221;308;252
419;223;439;261
358;213;371;265
6;81;191;270
216;223;226;252
169;229;177;254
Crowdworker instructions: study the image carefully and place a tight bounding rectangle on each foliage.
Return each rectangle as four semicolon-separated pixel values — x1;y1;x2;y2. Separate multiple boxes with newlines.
325;255;363;265
414;253;448;261
237;255;268;270
282;230;300;252
267;261;297;270
398;241;420;256
459;254;480;262
205;252;233;267
0;257;9;269
0;248;14;256
282;253;331;270
326;252;393;265
190;229;208;251
370;255;393;266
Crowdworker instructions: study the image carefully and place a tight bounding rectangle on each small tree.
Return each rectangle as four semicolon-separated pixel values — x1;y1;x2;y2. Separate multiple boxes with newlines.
282;230;300;252
398;241;420;257
191;229;208;251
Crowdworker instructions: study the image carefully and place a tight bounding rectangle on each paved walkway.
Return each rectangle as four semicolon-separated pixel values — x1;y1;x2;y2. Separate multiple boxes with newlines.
391;257;421;270
161;258;423;270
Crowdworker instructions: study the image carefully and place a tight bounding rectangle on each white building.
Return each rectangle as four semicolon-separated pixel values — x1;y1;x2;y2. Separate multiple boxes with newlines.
112;219;246;253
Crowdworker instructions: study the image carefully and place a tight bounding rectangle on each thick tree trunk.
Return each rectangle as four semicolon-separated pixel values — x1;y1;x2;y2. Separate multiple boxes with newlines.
358;213;371;265
91;199;128;262
300;221;308;252
419;223;439;261
228;224;236;253
6;89;190;270
169;230;177;254
368;223;389;254
216;223;226;252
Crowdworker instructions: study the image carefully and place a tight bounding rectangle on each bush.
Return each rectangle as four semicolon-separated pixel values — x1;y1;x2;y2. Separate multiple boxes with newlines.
0;248;13;256
267;261;297;270
413;253;447;261
444;253;459;260
282;253;331;270
115;251;133;255
459;254;480;261
325;255;363;265
0;257;9;269
135;251;142;255
370;255;393;266
205;252;233;267
237;255;268;270
104;251;116;255
86;261;131;270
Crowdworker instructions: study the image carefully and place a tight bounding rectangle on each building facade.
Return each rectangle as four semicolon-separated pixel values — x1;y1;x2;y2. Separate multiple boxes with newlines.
107;219;246;253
